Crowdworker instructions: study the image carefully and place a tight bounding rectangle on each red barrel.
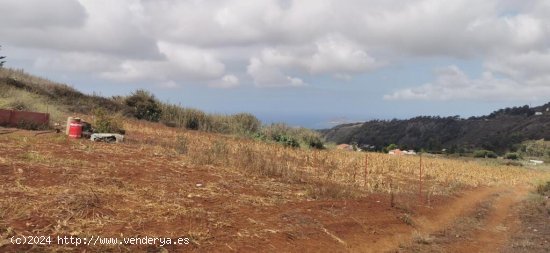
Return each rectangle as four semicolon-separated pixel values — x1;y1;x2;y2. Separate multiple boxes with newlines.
68;119;82;138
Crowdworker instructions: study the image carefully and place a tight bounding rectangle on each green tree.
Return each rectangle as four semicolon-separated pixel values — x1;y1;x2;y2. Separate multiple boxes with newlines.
125;89;162;122
384;143;398;153
0;45;6;67
504;152;520;160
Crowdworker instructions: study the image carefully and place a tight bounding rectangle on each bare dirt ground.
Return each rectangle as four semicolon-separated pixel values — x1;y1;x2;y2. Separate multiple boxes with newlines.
0;127;547;253
502;192;550;253
398;186;532;253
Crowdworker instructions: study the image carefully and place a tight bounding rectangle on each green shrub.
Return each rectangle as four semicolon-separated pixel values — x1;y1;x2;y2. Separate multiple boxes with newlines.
473;150;497;158
0;45;6;68
273;134;300;148
304;135;324;149
158;103;211;131
125;89;162;122
159;101;263;135
183;109;208;130
93;108;124;134
519;140;549;160
229;113;261;135
253;132;268;141
504;152;520;160
384;143;398;153
294;127;324;149
260;123;325;149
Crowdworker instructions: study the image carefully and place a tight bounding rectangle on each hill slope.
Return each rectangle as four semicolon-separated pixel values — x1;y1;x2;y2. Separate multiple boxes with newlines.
322;103;550;153
0;68;127;124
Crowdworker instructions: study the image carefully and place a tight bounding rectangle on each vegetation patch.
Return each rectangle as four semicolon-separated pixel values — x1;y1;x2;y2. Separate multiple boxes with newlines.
536;181;550;197
93;108;125;134
473;150;498;158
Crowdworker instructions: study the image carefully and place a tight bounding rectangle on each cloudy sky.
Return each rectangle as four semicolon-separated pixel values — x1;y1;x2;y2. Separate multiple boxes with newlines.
2;0;550;128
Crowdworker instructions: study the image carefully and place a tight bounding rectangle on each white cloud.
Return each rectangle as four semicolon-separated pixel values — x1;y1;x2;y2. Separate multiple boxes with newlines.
159;80;180;89
485;50;550;81
34;52;120;73
247;57;306;87
3;0;550;96
308;35;380;75
245;34;379;85
209;74;240;88
384;65;550;101
99;41;226;83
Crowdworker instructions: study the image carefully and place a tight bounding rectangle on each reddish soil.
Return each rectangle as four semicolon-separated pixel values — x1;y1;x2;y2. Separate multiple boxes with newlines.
0;129;542;253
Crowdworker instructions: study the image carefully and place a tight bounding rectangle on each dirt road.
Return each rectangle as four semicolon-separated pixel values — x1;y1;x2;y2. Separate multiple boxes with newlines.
392;185;532;253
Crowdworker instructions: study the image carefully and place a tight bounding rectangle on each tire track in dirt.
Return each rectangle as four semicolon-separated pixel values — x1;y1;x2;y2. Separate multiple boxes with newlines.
445;186;528;253
353;187;501;252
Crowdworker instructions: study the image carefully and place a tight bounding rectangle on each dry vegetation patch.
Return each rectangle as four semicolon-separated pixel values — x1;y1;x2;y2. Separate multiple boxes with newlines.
1;120;549;252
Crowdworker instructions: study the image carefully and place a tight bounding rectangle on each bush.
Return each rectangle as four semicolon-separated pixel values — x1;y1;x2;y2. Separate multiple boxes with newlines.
504;152;520;160
229;113;261;135
304;134;324;149
158;100;321;149
253;132;268;141
383;143;398;153
519;140;549;160
158;103;208;131
174;135;188;154
273;134;300;148
125;89;162;122
93;108;124;134
183;109;208;130
260;123;324;149
0;45;6;68
473;150;497;158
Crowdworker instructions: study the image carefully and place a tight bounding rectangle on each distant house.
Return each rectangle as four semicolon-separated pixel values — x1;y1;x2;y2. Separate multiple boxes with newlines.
388;149;403;155
530;160;544;165
336;144;353;151
535;112;543;116
389;149;416;155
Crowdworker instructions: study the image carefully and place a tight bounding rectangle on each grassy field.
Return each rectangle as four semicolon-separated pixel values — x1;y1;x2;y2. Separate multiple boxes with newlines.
1;118;549;252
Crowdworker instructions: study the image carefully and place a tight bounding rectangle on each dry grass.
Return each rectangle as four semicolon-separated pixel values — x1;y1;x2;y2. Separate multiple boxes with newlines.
1;119;549;252
0;68;126;116
123;120;547;199
0;82;66;124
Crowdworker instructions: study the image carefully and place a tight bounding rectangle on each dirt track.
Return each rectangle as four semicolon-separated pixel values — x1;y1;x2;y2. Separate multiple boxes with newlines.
395;186;531;253
243;185;533;253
